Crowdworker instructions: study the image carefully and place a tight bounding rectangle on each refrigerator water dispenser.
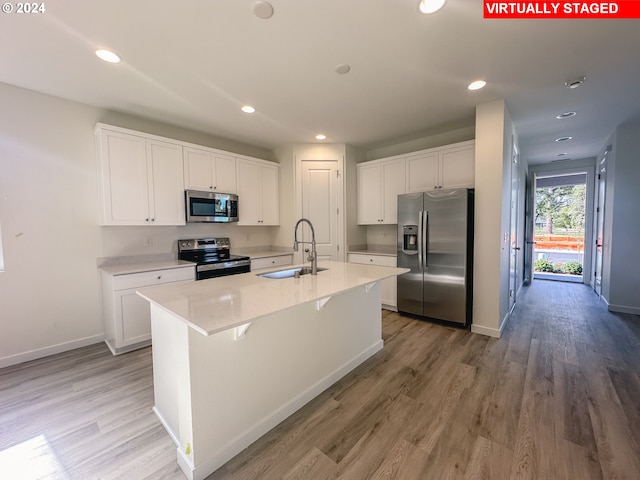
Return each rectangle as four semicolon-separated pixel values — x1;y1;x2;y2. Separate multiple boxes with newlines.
402;225;419;253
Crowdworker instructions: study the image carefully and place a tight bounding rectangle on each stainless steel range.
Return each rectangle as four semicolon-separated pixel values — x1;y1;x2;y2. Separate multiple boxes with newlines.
178;238;251;280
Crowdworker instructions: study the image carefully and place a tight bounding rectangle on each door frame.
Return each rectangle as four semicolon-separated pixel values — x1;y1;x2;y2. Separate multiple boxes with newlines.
508;137;520;313
593;150;608;295
294;147;345;263
528;159;597;285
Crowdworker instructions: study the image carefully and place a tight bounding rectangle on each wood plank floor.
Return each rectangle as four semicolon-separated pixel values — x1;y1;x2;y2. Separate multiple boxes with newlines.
1;280;639;479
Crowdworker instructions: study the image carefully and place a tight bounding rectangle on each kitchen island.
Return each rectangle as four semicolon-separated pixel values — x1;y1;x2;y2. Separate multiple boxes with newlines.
137;260;407;480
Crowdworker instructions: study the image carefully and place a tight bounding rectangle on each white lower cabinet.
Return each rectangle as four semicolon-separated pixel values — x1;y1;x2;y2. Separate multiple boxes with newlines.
101;265;195;355
347;253;397;310
251;254;293;272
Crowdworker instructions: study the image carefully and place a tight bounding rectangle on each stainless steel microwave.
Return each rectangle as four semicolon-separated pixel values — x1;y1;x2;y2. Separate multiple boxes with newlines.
185;190;239;223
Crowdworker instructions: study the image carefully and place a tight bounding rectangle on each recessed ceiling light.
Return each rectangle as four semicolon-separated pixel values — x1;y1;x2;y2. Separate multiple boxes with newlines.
556;153;568;156
95;49;120;63
335;64;351;75
419;0;446;14
315;134;327;140
253;0;274;19
241;105;256;114
555;136;573;142
564;76;586;89
556;111;576;119
468;80;486;91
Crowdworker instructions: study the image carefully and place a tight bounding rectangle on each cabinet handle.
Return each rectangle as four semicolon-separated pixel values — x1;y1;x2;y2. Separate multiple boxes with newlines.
209;186;214;189
157;275;162;280
145;218;149;222
151;218;155;222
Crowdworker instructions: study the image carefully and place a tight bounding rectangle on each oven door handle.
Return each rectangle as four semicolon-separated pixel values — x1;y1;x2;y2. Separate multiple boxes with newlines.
197;260;251;272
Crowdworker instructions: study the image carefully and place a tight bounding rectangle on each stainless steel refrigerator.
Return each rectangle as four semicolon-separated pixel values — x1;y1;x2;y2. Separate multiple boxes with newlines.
397;189;474;326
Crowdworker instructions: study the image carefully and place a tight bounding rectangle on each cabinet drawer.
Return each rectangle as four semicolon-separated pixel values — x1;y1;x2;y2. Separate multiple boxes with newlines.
348;253;397;267
112;266;195;290
251;255;293;271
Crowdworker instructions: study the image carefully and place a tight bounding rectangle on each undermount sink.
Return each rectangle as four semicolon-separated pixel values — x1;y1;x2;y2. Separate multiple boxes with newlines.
258;266;328;279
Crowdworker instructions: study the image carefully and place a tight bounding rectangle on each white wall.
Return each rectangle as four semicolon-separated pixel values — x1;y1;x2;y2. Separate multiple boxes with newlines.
603;119;640;313
472;100;513;337
0;83;277;367
365;125;475;161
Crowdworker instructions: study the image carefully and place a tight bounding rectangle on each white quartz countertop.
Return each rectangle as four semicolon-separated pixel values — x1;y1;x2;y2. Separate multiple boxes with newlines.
137;261;408;336
240;250;293;260
99;260;195;276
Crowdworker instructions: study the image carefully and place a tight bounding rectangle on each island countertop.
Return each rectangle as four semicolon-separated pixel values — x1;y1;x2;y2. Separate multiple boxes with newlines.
137;261;408;336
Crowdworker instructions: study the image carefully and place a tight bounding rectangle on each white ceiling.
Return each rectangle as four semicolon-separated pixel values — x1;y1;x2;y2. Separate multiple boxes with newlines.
2;1;640;164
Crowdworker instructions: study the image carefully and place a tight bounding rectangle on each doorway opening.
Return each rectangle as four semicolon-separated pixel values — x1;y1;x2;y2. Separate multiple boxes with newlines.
533;173;587;282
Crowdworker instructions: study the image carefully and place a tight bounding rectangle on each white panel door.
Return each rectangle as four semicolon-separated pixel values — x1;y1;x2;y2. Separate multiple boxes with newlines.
301;161;341;262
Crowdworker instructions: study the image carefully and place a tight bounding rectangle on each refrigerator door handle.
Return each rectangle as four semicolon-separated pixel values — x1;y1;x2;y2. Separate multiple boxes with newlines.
424;211;429;270
418;210;423;270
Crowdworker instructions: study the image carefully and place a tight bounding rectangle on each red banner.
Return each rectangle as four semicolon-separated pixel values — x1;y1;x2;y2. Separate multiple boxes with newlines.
484;1;640;18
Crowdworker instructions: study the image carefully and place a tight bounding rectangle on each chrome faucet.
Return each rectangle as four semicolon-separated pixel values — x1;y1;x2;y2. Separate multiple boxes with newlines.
293;218;317;275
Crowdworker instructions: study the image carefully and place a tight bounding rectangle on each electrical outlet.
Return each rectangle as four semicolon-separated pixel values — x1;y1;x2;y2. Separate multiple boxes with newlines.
145;236;153;247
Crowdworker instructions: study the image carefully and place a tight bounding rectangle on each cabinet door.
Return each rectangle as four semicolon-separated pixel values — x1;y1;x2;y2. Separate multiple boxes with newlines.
98;130;149;225
357;163;382;224
236;160;262;225
117;288;153;347
406;151;439;192
214;154;237;194
381;158;406;224
260;164;280;225
184;147;214;191
439;144;475;189
147;140;185;225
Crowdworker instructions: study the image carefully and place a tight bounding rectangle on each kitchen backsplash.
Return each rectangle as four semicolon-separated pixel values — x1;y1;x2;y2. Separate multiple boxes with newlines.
99;224;278;258
366;224;396;247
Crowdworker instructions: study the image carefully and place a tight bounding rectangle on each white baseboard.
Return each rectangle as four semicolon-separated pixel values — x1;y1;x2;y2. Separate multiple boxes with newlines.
152;406;180;447
0;334;104;369
471;323;502;338
608;304;640;315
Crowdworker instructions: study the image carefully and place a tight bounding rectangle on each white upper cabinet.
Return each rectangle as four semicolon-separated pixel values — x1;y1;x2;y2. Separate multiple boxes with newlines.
406;140;475;192
96;127;185;226
183;147;237;193
406;151;439;193
357;157;406;225
236;159;280;225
